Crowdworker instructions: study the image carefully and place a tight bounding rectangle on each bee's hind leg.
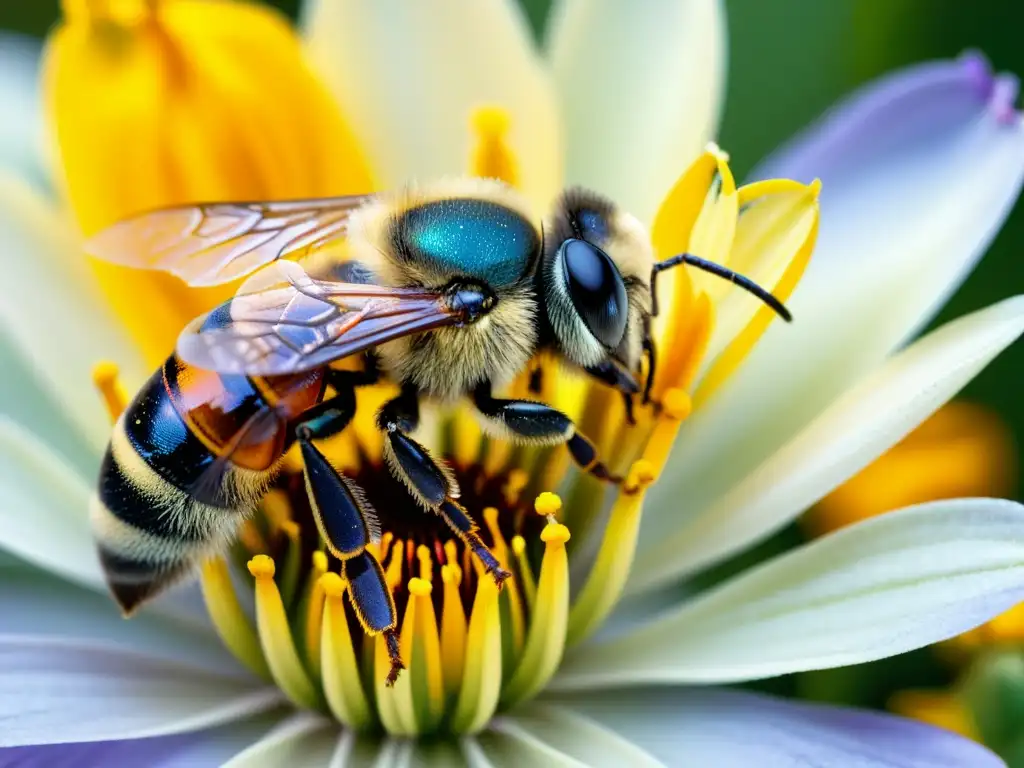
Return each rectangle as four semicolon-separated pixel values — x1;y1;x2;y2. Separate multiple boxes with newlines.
472;381;624;484
294;389;403;685
376;386;511;588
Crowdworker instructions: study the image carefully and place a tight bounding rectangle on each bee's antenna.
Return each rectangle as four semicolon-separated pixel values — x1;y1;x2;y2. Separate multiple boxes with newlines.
650;253;792;322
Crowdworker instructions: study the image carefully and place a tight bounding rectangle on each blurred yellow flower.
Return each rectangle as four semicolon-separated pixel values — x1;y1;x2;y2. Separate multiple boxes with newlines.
45;0;373;364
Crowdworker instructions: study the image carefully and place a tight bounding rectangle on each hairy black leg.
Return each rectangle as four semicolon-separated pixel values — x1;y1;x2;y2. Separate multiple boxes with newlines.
295;385;402;684
376;385;459;509
473;382;623;484
375;385;509;588
438;499;511;587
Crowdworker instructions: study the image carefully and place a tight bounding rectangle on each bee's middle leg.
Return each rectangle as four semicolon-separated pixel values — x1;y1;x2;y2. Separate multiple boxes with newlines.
472;381;623;484
376;385;510;587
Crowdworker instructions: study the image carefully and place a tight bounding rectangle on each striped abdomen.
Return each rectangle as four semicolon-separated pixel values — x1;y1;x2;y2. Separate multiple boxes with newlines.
91;354;324;614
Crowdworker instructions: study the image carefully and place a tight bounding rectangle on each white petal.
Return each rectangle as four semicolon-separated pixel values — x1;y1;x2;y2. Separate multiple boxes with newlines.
0;416;104;589
499;704;663;767
0;562;239;673
0;637;282;746
648;56;1024;544
222;713;339;768
545;688;1004;767
554;498;1024;689
0;175;145;453
301;0;561;211
547;0;726;223
634;295;1024;590
0;34;47;191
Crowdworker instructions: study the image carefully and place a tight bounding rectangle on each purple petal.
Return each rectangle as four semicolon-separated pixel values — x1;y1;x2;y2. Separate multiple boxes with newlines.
754;51;1018;182
0;715;283;768
546;688;1004;767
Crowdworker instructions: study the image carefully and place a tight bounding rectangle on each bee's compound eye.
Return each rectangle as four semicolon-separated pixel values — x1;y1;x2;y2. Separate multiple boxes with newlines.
559;238;628;349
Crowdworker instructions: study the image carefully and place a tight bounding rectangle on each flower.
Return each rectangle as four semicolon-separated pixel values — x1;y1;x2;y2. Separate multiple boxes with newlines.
1;2;1024;766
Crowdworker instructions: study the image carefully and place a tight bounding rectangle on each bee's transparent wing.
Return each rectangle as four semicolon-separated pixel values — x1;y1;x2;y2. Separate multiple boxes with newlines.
84;195;374;287
178;261;460;375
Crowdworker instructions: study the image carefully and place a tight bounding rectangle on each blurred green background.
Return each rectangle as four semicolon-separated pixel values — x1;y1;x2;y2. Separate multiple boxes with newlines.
4;0;1020;474
4;0;1024;753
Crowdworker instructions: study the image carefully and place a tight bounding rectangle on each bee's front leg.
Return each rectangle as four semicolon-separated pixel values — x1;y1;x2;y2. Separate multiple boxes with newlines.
376;386;510;588
472;381;623;484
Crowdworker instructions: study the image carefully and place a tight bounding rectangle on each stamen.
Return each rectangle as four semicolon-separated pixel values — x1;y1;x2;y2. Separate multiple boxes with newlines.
375;630;415;735
319;572;373;730
247;555;321;711
278;520;303;607
566;460;657;646
402;578;445;732
92;361;127;423
452;412;484;468
482;507;510;564
511;535;537;608
198;557;270;680
469;105;519;186
301;551;329;677
451;578;502;734
417;545;433;583
501;522;571;708
643;389;693;474
385;538;404;591
440;564;468;699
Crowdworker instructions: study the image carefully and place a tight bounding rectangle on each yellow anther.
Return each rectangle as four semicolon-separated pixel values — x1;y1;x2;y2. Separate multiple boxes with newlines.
312;550;328;574
320;571;346;598
469;105;519;186
281;519;299;539
624;459;658;495
380;531;395;562
92;361;127;423
247;554;275;579
511;536;526;557
417;545;433;583
444;539;459;566
199;557;269;680
534;492;562;518
540;523;571;546
662;389;693;421
409;576;432;597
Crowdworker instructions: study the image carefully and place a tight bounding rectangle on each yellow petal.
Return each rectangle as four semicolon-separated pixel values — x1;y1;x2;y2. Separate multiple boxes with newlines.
45;0;373;365
694;179;820;405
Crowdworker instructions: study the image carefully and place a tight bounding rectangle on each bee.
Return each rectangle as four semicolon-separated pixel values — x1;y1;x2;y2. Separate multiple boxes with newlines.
86;178;790;684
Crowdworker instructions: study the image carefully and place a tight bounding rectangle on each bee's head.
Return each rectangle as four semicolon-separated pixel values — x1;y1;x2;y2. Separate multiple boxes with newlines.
540;188;654;374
